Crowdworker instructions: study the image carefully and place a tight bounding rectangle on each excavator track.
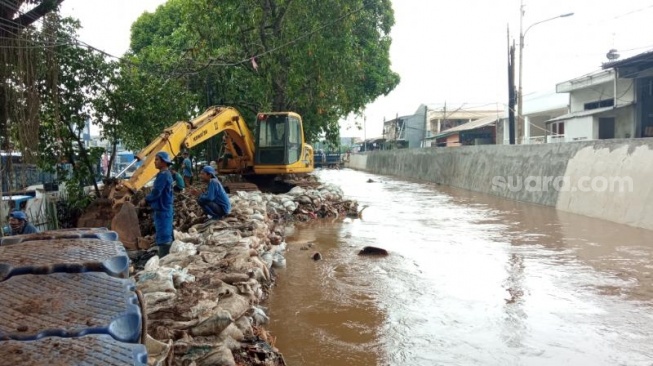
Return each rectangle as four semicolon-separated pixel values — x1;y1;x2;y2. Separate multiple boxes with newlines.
222;182;260;194
221;174;321;194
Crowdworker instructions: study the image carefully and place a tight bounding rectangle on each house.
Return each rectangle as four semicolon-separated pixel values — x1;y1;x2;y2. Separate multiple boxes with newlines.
432;114;500;147
382;105;428;149
544;49;653;143
422;105;502;147
547;68;635;142
510;90;569;144
602;50;653;139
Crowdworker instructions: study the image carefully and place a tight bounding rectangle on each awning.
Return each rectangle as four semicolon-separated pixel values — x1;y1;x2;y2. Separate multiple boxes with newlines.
546;103;633;124
434;115;499;139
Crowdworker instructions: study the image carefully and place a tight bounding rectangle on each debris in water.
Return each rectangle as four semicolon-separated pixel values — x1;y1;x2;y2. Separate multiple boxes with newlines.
358;246;389;256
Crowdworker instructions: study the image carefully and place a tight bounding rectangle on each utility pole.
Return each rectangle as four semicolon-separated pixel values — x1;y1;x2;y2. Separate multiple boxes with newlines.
508;26;516;145
363;115;367;152
442;102;447;131
517;2;574;145
517;0;525;144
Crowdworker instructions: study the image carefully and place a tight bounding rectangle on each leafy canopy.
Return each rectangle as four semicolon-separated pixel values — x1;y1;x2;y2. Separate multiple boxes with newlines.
129;0;400;145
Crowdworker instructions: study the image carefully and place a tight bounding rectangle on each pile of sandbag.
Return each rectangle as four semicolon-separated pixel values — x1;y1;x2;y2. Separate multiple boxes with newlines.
135;181;357;365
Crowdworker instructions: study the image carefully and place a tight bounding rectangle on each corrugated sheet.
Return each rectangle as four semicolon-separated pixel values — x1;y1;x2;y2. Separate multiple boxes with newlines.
546;103;633;123
435;115;499;138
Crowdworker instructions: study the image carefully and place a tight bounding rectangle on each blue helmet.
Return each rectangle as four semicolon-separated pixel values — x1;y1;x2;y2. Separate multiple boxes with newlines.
155;151;173;165
9;210;27;221
202;165;217;177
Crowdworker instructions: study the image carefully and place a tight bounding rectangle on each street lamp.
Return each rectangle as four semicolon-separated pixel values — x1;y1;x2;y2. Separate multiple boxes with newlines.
517;4;573;144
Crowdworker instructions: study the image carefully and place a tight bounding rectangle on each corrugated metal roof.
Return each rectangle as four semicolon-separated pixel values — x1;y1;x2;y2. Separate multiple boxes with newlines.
434;115;499;138
546;103;633;123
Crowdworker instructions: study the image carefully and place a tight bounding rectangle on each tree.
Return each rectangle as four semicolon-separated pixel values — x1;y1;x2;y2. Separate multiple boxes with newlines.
0;0;65;151
36;16;113;205
108;58;198;154
129;0;399;145
92;57;197;177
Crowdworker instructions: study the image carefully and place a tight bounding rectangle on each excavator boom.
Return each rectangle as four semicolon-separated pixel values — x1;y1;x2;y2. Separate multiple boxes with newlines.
77;106;313;250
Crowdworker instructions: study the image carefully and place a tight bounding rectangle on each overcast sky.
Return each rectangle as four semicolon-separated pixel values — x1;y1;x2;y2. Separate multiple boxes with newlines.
60;0;653;138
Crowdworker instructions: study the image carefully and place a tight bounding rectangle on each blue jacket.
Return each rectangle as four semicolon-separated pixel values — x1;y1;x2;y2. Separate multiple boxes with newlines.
182;158;193;177
11;222;38;235
173;172;185;189
146;170;173;211
198;178;231;214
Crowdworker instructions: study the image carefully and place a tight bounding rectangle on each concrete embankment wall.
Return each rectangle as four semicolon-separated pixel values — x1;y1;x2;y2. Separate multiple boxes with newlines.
346;138;653;230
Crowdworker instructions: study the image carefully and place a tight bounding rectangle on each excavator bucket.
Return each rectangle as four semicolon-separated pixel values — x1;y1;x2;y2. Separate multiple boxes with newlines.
77;198;142;251
110;202;141;250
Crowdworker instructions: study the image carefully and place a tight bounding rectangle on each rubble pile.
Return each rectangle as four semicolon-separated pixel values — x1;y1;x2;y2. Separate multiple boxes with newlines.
135;181;358;366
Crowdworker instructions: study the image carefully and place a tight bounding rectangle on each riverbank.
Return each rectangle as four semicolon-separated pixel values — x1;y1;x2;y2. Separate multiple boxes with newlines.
133;178;359;365
346;138;653;230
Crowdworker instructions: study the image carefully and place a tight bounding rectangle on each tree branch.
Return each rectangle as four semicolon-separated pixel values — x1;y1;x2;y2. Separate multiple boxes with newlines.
14;0;64;28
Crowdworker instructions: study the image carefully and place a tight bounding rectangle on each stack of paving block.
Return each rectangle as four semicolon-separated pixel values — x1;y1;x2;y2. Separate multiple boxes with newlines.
0;228;147;365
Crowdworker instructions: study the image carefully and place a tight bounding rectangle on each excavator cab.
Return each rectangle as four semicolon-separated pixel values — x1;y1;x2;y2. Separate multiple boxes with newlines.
253;112;313;174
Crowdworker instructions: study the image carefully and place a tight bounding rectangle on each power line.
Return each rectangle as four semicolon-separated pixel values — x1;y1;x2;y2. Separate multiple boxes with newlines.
0;3;373;82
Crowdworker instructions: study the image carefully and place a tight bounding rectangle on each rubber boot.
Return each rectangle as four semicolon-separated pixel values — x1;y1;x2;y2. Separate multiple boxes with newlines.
158;243;172;258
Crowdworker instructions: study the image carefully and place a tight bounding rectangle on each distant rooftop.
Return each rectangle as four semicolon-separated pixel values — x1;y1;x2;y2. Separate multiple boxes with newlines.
602;48;653;69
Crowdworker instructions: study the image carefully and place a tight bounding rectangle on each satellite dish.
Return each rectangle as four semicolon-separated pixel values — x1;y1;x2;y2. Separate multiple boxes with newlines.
606;49;620;61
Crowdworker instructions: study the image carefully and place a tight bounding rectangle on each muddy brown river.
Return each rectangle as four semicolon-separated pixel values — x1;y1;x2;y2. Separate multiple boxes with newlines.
268;168;653;366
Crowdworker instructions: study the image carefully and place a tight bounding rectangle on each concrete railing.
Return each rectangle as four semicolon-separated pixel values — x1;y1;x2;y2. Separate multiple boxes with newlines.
547;134;566;143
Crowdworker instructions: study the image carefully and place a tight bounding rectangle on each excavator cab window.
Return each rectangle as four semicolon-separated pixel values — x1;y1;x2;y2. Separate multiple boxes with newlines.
255;114;302;165
287;116;301;164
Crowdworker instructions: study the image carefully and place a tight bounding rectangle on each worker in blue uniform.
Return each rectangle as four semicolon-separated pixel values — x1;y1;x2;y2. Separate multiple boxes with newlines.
170;167;185;193
181;151;193;186
8;210;39;235
141;151;174;257
190;165;231;221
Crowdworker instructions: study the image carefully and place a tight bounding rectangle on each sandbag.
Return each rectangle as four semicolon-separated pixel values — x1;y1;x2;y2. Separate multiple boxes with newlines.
144;335;172;366
190;310;233;337
137;268;176;293
143;292;177;315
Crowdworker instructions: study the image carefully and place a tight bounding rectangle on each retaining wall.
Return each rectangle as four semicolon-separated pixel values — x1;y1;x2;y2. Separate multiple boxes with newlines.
346;138;653;230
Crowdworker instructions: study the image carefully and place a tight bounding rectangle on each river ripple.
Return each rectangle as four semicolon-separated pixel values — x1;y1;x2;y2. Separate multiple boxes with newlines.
269;168;653;366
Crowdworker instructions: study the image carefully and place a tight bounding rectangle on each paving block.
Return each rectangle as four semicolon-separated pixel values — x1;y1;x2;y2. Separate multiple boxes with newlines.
0;238;129;281
0;272;142;343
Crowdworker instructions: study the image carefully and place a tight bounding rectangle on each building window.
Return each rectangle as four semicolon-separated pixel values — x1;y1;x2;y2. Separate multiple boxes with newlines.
550;121;565;135
584;98;614;110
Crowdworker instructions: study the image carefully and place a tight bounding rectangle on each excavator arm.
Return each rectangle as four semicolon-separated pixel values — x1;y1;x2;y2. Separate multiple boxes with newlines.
78;106;257;249
120;106;255;194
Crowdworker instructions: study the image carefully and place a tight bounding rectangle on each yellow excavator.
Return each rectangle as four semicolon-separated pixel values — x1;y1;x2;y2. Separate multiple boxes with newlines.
77;106;314;249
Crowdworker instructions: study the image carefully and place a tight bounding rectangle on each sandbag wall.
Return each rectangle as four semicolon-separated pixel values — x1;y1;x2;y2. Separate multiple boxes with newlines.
136;184;358;366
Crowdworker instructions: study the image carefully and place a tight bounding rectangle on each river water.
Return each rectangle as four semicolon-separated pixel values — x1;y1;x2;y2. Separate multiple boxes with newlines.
268;168;653;366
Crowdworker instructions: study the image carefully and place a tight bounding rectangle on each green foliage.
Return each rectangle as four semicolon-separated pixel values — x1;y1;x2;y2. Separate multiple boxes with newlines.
109;57;198;151
35;16;112;202
60;164;93;209
129;0;399;146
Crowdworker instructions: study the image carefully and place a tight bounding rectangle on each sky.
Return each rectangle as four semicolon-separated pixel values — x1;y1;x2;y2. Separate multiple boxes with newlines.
59;0;653;139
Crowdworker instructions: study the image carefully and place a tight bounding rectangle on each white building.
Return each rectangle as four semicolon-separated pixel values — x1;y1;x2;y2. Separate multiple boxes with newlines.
510;49;653;144
499;89;569;145
546;69;635;142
